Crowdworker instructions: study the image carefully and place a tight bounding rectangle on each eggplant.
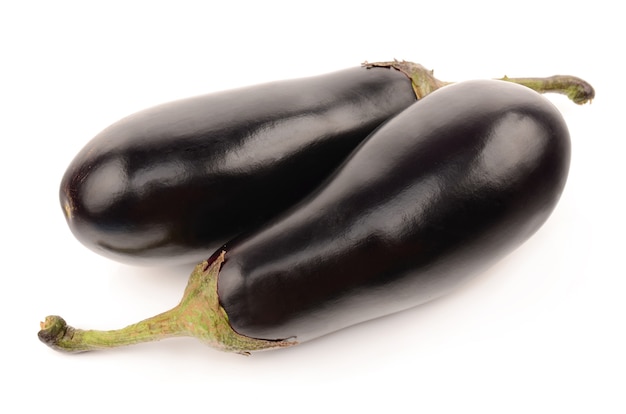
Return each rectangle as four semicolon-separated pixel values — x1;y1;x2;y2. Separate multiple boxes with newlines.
60;61;593;266
61;61;431;266
40;79;583;354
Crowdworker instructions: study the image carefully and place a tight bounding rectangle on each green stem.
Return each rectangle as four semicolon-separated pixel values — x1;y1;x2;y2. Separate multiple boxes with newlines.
498;75;595;105
38;310;182;353
38;252;296;355
363;60;595;105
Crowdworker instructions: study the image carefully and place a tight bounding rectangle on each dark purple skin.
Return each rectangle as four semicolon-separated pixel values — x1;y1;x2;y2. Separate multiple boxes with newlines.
216;80;571;343
60;66;416;266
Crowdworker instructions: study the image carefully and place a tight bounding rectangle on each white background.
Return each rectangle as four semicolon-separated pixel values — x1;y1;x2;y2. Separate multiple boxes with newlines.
2;1;623;413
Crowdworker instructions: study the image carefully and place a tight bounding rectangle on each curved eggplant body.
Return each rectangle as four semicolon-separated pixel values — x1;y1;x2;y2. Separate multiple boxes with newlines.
61;66;415;265
217;80;571;343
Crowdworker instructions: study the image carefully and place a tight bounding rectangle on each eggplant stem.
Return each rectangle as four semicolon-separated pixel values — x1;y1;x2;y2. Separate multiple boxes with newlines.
38;252;296;354
498;75;595;105
363;60;595;105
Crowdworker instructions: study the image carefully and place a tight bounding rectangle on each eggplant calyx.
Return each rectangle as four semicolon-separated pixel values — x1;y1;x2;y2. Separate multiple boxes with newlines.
38;251;296;354
363;59;448;99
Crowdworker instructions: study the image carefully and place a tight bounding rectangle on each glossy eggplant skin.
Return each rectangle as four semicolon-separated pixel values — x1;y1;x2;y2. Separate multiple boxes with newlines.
61;66;416;266
217;80;571;343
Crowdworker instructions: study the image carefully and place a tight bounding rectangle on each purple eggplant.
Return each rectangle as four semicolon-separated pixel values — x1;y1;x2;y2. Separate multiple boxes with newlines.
60;62;430;266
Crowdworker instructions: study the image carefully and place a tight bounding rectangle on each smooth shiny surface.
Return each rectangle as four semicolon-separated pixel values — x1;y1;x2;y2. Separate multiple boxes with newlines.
218;80;571;342
61;66;415;265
